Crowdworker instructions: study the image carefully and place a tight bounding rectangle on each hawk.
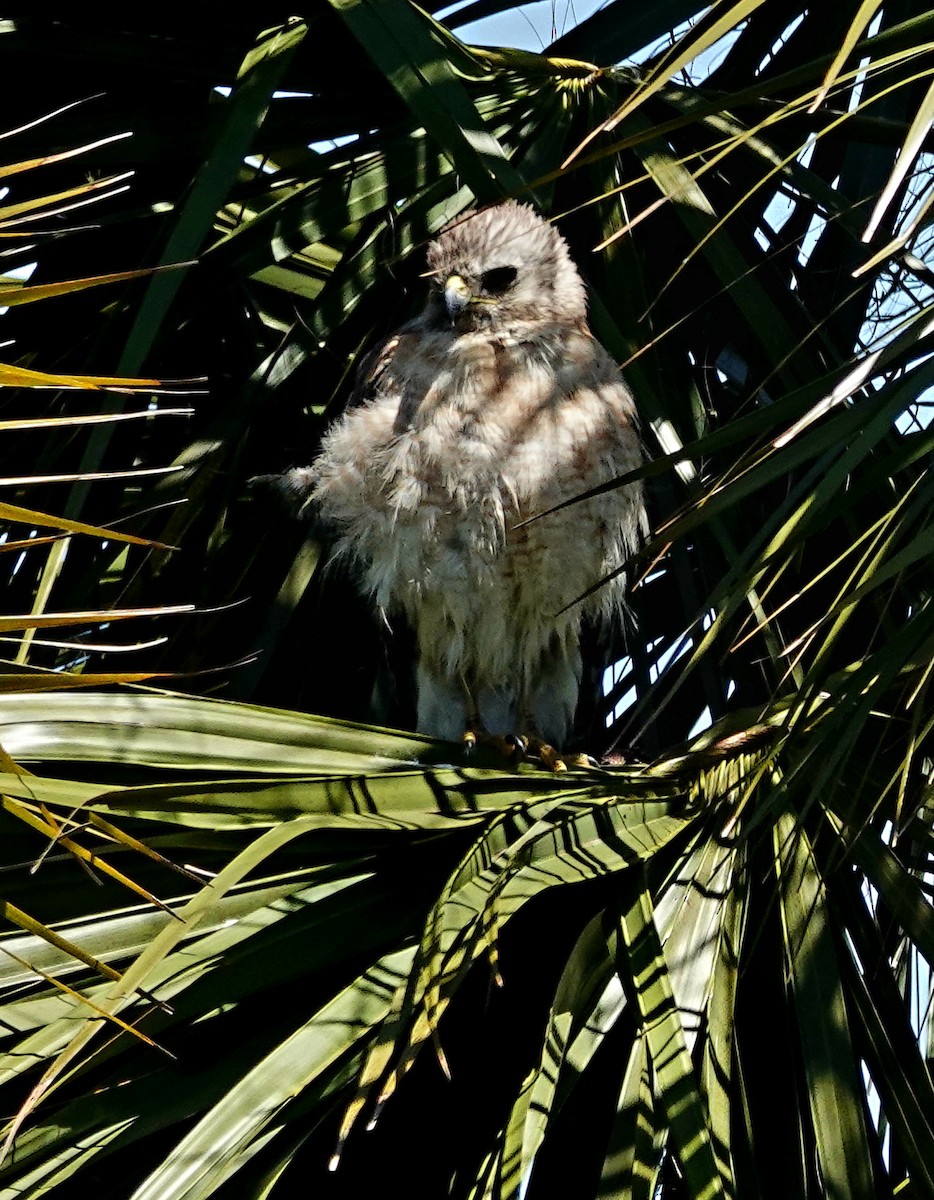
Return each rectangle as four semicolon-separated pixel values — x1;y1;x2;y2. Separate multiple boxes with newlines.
284;202;645;762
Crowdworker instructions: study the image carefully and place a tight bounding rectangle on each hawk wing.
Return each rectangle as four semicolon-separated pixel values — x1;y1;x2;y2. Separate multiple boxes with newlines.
250;327;411;517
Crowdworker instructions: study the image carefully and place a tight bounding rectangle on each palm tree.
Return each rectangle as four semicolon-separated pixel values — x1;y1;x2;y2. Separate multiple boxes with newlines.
0;4;932;1196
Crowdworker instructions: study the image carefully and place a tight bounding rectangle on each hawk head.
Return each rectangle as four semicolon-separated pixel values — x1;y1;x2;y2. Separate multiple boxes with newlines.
423;202;588;334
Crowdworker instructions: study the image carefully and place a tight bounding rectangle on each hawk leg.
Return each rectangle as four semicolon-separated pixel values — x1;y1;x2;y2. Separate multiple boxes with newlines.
515;695;567;772
460;674;524;762
457;664;569;771
417;663;587;772
516;669;598;773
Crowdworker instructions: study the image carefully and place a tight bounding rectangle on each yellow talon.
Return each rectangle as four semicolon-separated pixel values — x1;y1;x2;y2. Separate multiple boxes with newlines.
461;727;592;773
533;740;567;773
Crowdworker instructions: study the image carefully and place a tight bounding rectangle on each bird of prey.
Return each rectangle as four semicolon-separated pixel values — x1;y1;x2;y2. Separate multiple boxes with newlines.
284;202;646;764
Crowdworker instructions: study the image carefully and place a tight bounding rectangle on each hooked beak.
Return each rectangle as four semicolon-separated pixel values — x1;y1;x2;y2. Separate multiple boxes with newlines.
443;274;472;321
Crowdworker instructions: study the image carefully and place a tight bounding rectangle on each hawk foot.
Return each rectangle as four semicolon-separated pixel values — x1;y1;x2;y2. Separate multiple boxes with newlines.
514;735;567;773
462;728;524;762
463;728;588;774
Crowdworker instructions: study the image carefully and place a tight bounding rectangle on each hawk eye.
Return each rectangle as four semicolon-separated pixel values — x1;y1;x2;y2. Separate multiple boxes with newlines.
480;265;518;295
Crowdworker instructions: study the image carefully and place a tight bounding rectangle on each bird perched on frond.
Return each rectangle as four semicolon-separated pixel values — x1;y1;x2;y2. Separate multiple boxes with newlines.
278;202;646;765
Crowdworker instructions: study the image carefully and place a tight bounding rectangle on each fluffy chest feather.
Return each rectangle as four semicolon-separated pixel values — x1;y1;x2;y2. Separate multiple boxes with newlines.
311;323;641;620
375;328;618;516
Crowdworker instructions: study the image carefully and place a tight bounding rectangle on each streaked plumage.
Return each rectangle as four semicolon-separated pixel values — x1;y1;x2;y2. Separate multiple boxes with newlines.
291;202;645;747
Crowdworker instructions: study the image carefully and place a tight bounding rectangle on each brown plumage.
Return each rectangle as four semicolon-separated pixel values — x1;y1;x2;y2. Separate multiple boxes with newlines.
287;202;646;747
